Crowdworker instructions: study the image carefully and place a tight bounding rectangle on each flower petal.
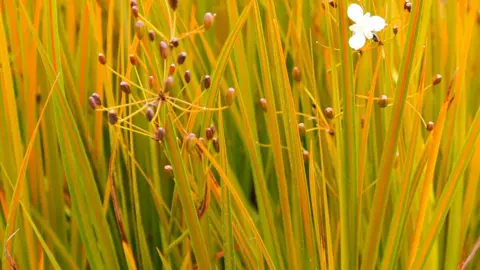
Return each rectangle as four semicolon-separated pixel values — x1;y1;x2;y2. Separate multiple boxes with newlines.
369;16;386;32
349;32;366;50
364;30;373;40
349;23;360;33
348;4;364;22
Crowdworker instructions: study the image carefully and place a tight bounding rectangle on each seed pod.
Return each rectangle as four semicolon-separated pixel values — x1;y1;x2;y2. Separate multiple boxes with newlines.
135;20;146;39
378;94;389;108
329;0;337;8
129;54;137;65
148;76;154;88
91;93;102;106
148;30;155;41
177;52;187;65
212;137;220;153
108;110;118;125
324;107;334;119
146;107;155;121
132;6;139;18
155;127;165;141
432;74;442;85
186;133;197;151
98;53;106;65
184;70;191;83
164;76;174;92
169;64;176;75
205;127;214;140
360;116;365;129
298;123;306;137
204;12;214;30
120;81;131;94
292;66;302;82
159;41;169;59
327;129;335;136
164;165;173;175
404;1;412;12
393;25;399;35
209;124;216;135
260;98;267;112
88;96;97;109
303;150;309;162
168;0;178;11
226;88;235;106
170;37;179;48
203;75;211;89
426;121;435;131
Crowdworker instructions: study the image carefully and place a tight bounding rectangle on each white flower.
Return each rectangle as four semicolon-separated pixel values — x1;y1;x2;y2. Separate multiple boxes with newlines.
348;3;386;50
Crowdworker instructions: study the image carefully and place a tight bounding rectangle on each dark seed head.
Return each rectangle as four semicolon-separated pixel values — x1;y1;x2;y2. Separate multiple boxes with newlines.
327;129;335;136
129;54;137;65
226;88;235;106
404;1;412;12
260;98;267;112
108;110;118;125
164;165;173;175
184;70;191;83
120;81;131;94
132;6;139;18
324;107;334;119
426;121;435;131
209;124;216;135
148;76;154;89
164;76;174;92
98;53;106;65
203;75;211;89
168;0;178;11
169;64;176;75
146;107;155;121
206;127;214;140
135;20;146;39
186;133;197;151
303;150;309;162
393;25;399;35
292;66;302;82
155;128;165;141
432;74;442;85
170;37;179;48
212;137;220;153
91;93;102;106
159;41;169;59
298;123;306;137
378;94;389;108
329;0;337;8
148;30;155;41
204;12;215;30
177;52;187;65
88;96;97;109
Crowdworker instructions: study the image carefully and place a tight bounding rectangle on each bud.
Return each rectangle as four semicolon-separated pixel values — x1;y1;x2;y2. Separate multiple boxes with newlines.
108;110;118;125
168;0;178;11
324;107;334;119
132;6;139;18
129;54;137;65
205;127;214;140
146;107;155;121
170;37;179;48
169;64;176;75
393;25;399;35
426;121;435;131
164;76;174;92
209;124;216;135
88;96;97;109
327;129;335;136
164;165;173;175
184;70;191;83
135;20;146;39
203;75;211;89
226;87;235;106
204;12;214;30
298;123;306;136
177;52;187;65
148;30;155;41
186;133;197;151
91;93;102;106
292;66;302;82
404;1;412;12
260;98;267;112
303;150;309;162
378;94;389;108
212;137;220;153
98;53;106;65
148;76;154;89
120;81;131;94
329;0;337;8
155;127;165;141
432;74;442;85
159;41;169;59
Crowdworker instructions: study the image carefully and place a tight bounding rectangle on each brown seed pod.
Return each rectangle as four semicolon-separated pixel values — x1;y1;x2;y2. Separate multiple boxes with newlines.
327;129;335;136
378;94;389;108
177;52;187;65
155;127;165;141
260;98;267;112
148;30;155;41
426;121;435;131
164;165;173;175
146;107;155;122
303;150;309;162
98;53;106;65
292;66;302;82
108;110;118;125
170;37;179;48
91;93;102;106
132;6;139;18
298;123;306;137
129;54;137;65
324;107;334;119
148;76;154;89
184;70;191;83
164;76;174;92
329;0;337;8
168;0;178;11
212;137;220;153
203;75;211;89
88;96;97;110
432;74;442;85
135;20;145;39
159;41;169;59
120;81;131;94
226;88;235;106
404;1;412;12
204;12;214;30
205;127;214;140
186;133;197;151
169;64;176;75
393;25;399;35
209;124;216;135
